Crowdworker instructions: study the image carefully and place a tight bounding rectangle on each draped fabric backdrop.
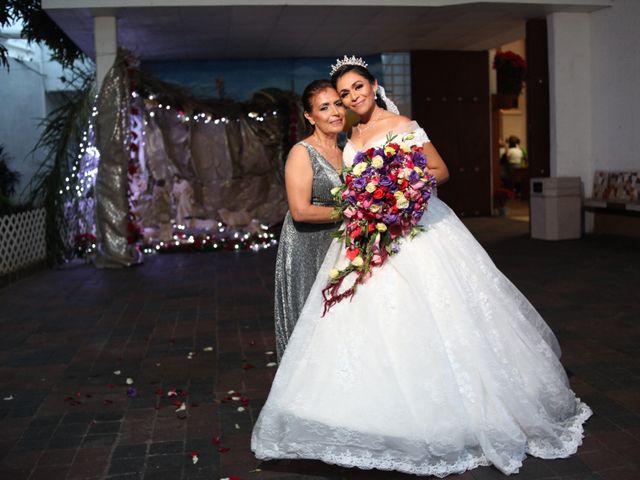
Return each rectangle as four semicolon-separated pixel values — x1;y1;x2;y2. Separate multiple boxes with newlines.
91;51;303;266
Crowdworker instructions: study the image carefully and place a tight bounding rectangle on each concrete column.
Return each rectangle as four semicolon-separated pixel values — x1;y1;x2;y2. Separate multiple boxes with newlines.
547;12;592;194
94;15;117;90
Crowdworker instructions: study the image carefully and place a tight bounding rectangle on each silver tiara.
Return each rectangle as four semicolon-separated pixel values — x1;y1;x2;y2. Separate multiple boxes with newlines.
329;55;368;76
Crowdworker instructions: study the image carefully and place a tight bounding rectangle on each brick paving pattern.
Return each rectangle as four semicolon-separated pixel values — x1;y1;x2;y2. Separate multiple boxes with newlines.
0;217;639;480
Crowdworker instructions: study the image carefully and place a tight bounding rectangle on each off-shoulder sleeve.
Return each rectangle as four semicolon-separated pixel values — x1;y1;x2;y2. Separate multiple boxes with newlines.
395;120;430;145
413;127;430;145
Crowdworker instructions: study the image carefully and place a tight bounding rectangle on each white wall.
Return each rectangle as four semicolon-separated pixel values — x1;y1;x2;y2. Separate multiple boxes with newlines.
0;59;48;199
590;0;640;174
547;12;592;192
547;0;640;198
0;22;88;200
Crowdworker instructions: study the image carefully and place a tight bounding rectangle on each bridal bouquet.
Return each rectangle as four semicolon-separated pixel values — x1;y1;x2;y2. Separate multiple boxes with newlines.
322;132;437;314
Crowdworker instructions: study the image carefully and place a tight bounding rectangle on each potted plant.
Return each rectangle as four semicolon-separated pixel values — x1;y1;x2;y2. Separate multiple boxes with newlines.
493;187;515;216
493;50;527;108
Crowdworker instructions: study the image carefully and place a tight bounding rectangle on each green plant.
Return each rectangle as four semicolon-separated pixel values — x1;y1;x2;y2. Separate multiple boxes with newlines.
23;64;95;264
0;144;20;196
1;0;85;71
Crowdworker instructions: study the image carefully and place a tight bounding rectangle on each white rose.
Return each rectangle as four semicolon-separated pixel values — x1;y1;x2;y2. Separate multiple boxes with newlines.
329;268;340;280
365;182;376;193
330;186;341;196
371;155;384;169
352;162;367;176
351;256;364;267
394;191;410;209
370;204;381;213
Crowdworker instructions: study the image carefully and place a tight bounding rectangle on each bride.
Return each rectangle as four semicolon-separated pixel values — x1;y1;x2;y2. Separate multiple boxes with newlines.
251;56;592;477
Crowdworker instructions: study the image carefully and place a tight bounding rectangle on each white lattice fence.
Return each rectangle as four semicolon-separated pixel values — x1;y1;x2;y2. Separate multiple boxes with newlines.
0;209;47;276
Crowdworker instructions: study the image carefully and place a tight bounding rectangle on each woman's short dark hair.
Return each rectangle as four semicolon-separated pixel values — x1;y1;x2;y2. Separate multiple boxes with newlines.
330;64;387;110
301;79;333;113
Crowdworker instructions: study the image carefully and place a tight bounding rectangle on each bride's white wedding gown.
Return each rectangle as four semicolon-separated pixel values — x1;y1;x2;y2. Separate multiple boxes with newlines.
251;121;591;477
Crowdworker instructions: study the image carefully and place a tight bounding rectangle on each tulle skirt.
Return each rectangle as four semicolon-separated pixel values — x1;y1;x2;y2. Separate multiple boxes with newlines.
251;197;591;477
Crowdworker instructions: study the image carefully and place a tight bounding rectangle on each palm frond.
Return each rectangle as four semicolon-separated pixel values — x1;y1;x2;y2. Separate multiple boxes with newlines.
22;64;95;264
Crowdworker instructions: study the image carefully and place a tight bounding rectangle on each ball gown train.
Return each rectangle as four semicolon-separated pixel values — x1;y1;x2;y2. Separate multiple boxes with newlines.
251;121;591;477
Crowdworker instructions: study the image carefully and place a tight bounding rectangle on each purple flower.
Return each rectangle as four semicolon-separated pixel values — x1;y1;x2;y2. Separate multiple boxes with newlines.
379;176;392;186
384;213;398;224
126;387;137;398
353;152;366;165
413;152;427;169
408;171;420;183
353;177;366;189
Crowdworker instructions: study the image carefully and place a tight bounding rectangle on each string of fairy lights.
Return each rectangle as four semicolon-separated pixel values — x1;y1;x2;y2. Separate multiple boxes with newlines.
63;91;280;258
142;92;278;124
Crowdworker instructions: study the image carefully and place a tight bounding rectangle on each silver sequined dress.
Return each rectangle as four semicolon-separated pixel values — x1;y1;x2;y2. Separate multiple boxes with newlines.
274;141;341;360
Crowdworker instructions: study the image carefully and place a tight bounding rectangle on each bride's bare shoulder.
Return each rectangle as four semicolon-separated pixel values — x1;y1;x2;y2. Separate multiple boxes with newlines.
384;115;412;129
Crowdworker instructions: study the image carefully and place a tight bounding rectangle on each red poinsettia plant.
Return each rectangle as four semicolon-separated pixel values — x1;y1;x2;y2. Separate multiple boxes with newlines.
493;50;527;95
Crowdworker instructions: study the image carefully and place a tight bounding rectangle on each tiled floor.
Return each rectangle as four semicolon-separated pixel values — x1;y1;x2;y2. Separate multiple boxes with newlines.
0;217;639;480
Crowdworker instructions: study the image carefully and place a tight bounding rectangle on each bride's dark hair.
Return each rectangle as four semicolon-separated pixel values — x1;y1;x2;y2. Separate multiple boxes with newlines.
330;65;388;110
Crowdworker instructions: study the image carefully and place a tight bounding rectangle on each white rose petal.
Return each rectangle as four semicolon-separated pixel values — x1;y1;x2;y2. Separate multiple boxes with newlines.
3;395;13;401
235;423;241;429
266;362;277;367
237;406;245;412
265;351;274;355
125;378;134;385
352;162;367;176
203;346;214;352
113;370;121;375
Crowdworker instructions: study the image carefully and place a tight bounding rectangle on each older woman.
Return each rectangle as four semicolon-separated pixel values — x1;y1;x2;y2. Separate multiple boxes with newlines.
274;79;345;360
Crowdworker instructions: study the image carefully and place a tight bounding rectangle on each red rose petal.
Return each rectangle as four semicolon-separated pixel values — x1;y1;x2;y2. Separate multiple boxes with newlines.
217;447;231;453
242;363;254;370
212;436;220;445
